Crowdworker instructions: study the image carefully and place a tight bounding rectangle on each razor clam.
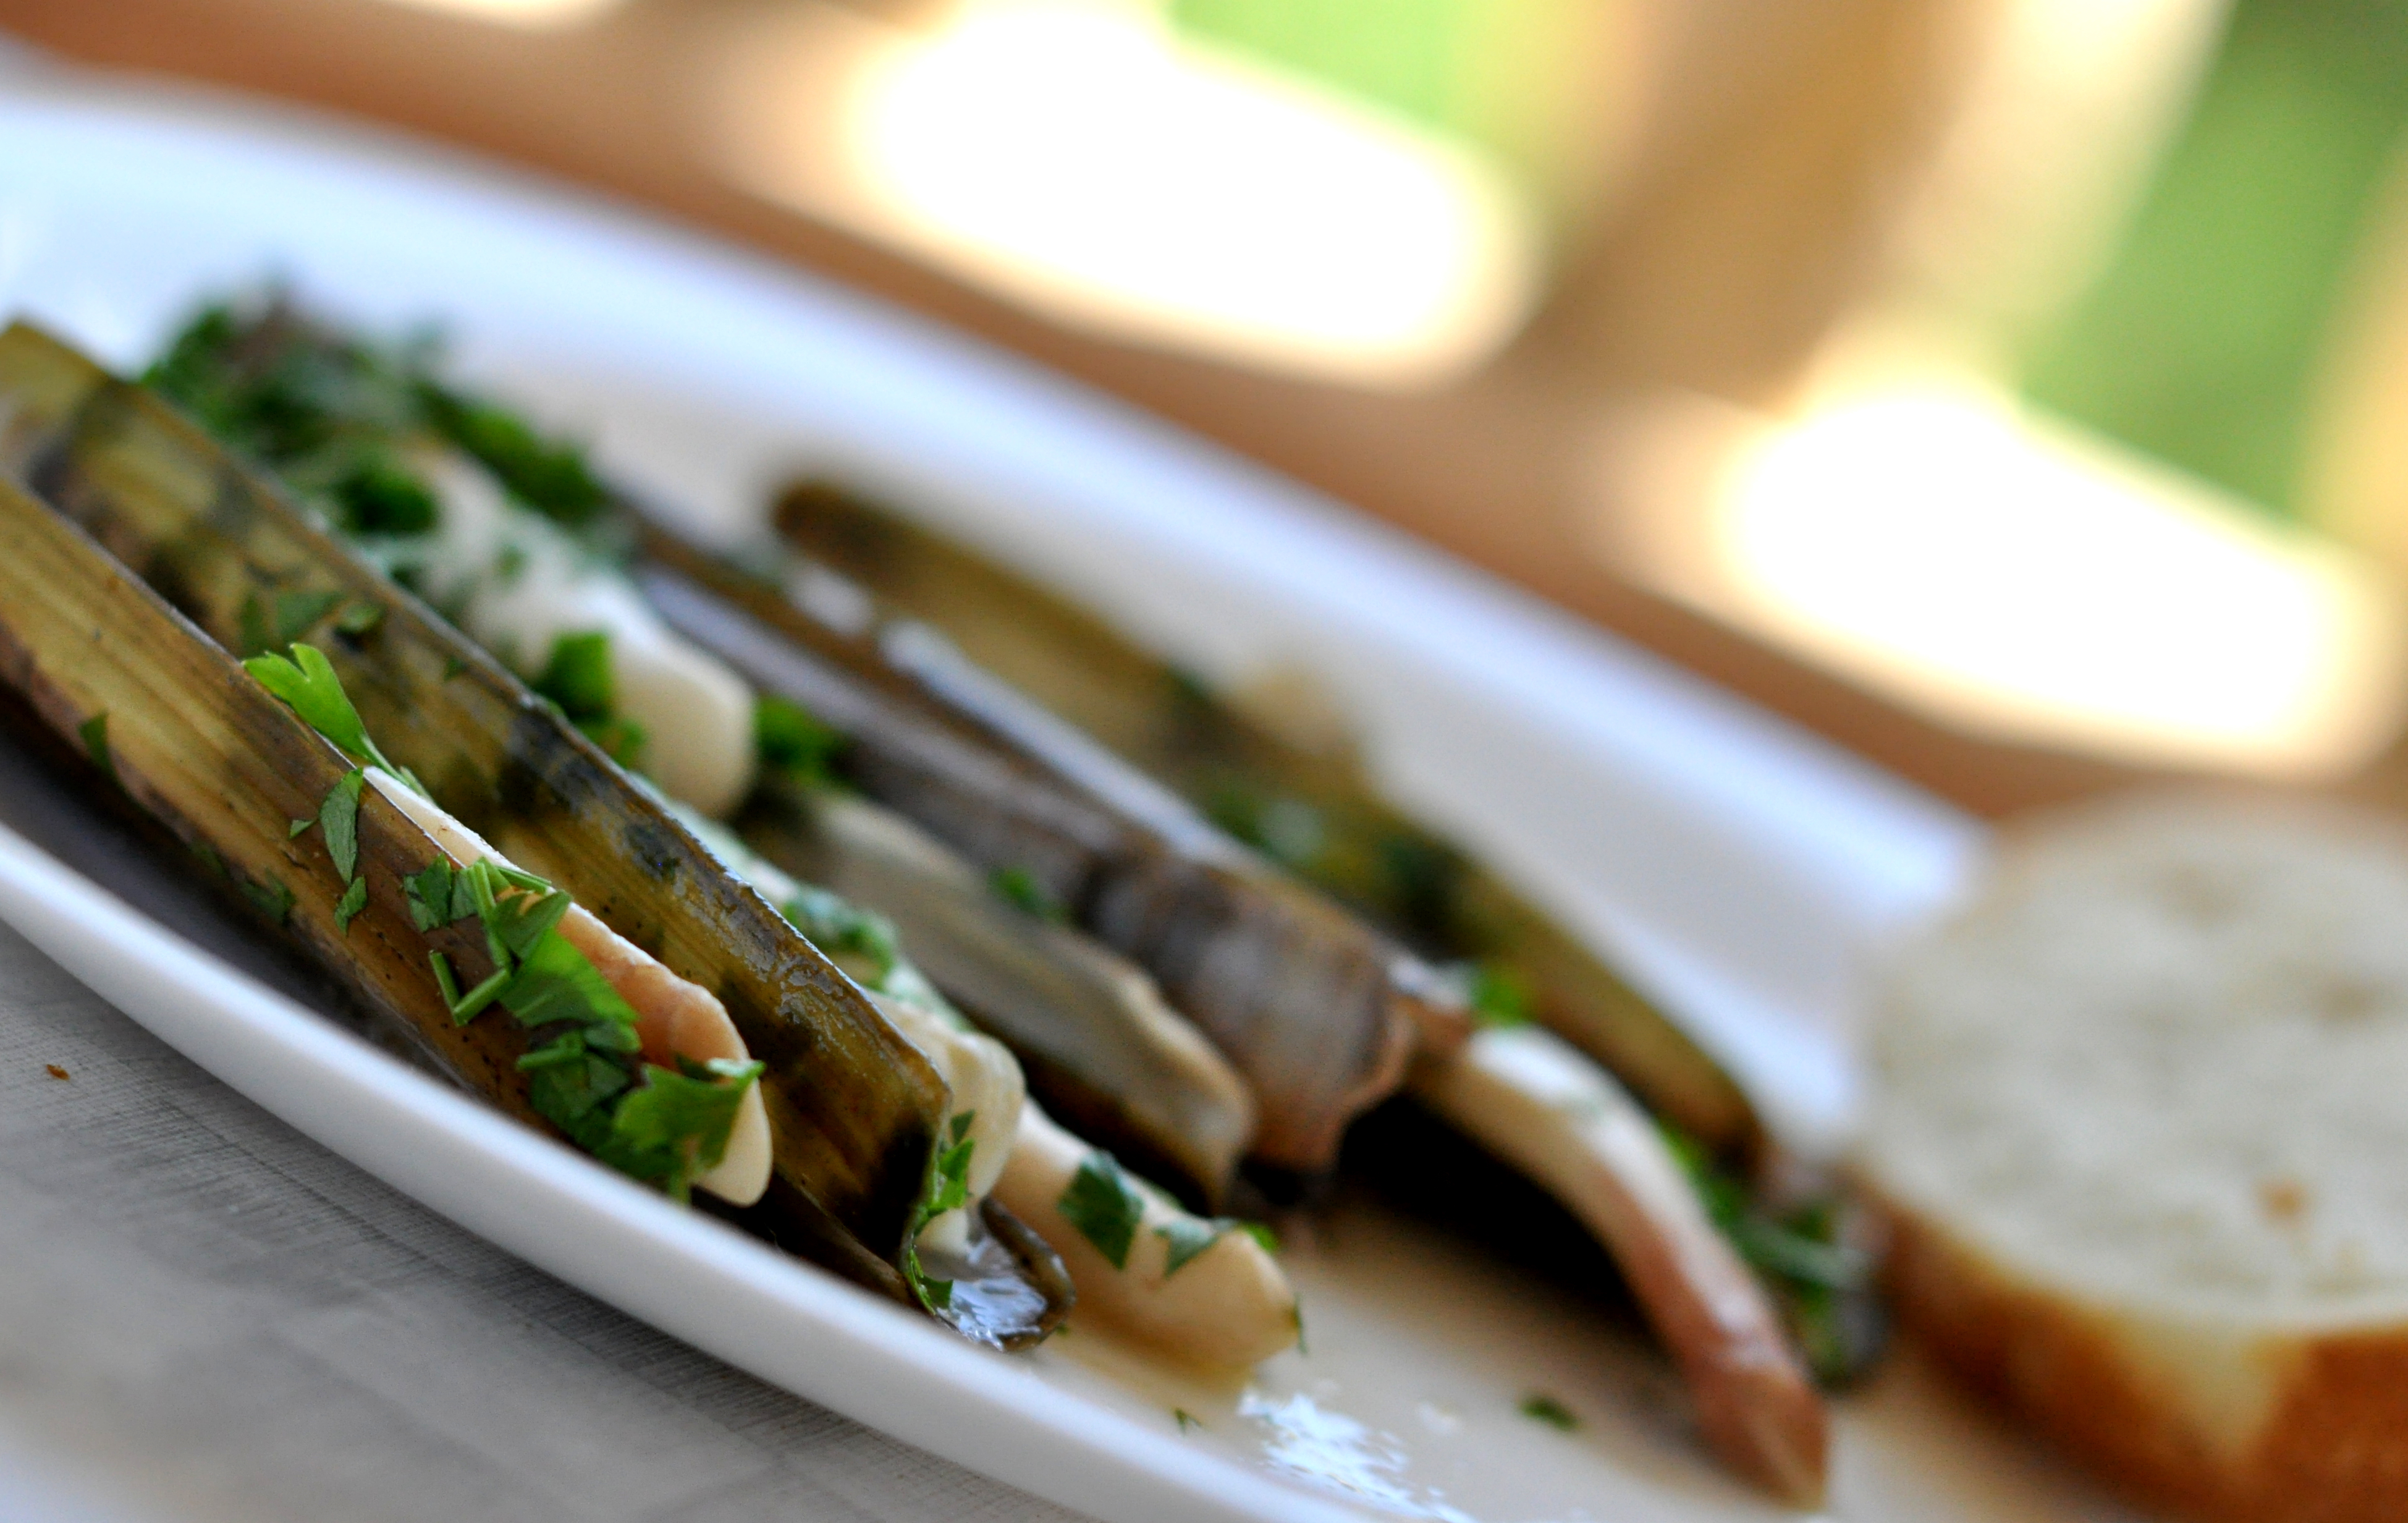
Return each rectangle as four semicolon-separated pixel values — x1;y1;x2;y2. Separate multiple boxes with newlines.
0;475;562;1137
633;541;1451;1173
734;777;1256;1211
772;483;1760;1160
1413;1031;1826;1505
0;324;1071;1346
771;486;1891;1386
671;799;1297;1365
130;303;1323;1192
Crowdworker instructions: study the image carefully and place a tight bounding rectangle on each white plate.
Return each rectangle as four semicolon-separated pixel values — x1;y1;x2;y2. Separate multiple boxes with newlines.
0;63;2136;1523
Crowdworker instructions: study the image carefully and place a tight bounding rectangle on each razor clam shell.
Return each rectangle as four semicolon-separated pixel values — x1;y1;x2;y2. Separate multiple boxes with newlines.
0;322;1070;1344
0;475;541;1134
774;483;1761;1158
633;553;1426;1172
737;780;1256;1210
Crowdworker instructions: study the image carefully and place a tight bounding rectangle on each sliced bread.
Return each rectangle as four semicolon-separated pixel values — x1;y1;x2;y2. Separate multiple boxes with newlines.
1858;792;2408;1522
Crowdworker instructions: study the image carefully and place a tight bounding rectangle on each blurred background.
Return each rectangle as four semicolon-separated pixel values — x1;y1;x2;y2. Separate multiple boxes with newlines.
13;0;2408;818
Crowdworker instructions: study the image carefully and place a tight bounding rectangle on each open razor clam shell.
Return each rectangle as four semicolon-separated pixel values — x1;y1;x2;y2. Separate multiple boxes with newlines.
0;477;545;1135
0;321;1069;1347
773;482;1762;1161
738;778;1257;1212
633;543;1441;1174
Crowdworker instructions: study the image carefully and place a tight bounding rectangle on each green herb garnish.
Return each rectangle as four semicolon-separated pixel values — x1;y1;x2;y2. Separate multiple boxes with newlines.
778;884;900;984
318;768;365;883
77;712;114;783
332;875;369;933
333;454;438;536
1057;1148;1147;1270
442;855;760;1200
990;865;1067;924
240;875;295;926
903;1111;980;1312
334;600;385;637
533;632;645;768
1518;1394;1577;1431
1155;1216;1221;1276
243;642;402;777
755;694;845;787
1153;1214;1280;1277
1466;961;1532;1030
418;384;609;528
1659;1123;1873;1386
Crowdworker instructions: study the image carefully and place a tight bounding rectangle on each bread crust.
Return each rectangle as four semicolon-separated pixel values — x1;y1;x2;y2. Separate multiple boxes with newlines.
1881;1199;2408;1523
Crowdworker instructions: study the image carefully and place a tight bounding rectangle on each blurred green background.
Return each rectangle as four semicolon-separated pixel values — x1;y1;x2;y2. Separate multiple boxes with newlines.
1174;0;2408;524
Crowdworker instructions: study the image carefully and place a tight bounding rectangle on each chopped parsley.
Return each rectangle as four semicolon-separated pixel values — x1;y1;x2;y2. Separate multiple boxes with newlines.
332;453;437;536
332;875;369;933
754;694;845;787
77;712;113;783
1152;1215;1280;1278
1659;1124;1873;1385
1057;1148;1146;1270
319;768;366;884
405;856;476;931
1518;1394;1577;1431
903;1111;979;1312
243;642;406;779
533;631;644;769
240;875;295;927
1154;1216;1220;1276
417;383;609;528
989;865;1067;923
423;853;763;1201
1173;1409;1199;1433
777;884;900;985
1464;961;1532;1030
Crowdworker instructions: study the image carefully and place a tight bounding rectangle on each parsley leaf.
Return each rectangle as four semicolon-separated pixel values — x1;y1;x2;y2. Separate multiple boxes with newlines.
593;1059;766;1203
1466;961;1532;1030
902;1111;980;1313
332;875;368;933
319;768;365;883
1155;1216;1222;1277
243;642;400;774
1518;1394;1577;1431
990;865;1067;923
778;885;900;985
1153;1215;1278;1277
517;1029;633;1126
333;454;438;535
534;631;614;719
1057;1150;1146;1270
418;384;609;528
240;875;295;926
755;694;845;786
404;857;466;931
497;927;639;1032
77;712;114;783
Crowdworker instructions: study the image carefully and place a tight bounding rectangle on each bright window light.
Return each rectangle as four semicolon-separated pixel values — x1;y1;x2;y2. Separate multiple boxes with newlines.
704;1;1541;390
1608;383;2408;778
371;0;624;27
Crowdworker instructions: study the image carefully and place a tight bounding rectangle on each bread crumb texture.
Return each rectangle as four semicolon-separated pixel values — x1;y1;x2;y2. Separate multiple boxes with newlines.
1861;793;2408;1523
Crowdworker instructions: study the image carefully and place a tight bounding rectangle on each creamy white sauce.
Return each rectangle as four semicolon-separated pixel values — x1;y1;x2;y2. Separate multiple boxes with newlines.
400;454;756;817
